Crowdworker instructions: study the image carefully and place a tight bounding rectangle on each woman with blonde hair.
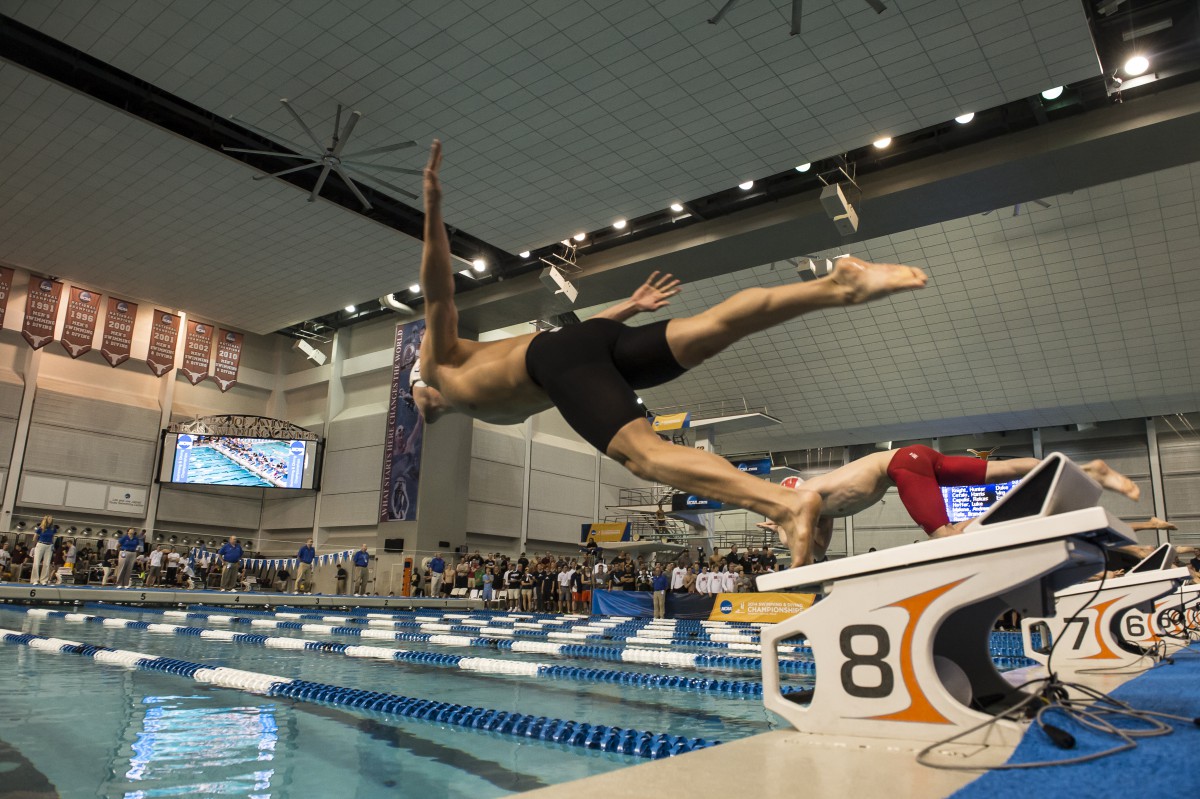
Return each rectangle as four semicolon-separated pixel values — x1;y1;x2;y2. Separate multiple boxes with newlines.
29;515;56;586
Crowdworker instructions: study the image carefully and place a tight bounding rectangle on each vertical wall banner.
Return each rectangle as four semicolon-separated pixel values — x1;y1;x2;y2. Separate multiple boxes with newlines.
100;297;138;367
0;266;14;330
146;309;180;377
181;320;214;385
60;286;102;358
21;276;63;350
379;319;426;522
211;329;244;392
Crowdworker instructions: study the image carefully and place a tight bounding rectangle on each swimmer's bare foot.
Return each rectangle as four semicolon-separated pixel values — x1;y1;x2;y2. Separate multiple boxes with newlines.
772;489;823;569
1082;459;1140;501
1131;516;1176;531
830;256;928;304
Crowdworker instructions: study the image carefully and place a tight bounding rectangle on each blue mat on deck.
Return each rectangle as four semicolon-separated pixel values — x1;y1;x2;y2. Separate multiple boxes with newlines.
952;644;1200;799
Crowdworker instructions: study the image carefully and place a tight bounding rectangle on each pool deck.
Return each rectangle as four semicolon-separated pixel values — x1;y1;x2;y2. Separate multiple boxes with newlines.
0;583;482;610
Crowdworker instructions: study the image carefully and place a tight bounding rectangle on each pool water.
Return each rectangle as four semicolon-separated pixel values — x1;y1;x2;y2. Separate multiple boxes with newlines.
0;607;795;798
179;445;273;488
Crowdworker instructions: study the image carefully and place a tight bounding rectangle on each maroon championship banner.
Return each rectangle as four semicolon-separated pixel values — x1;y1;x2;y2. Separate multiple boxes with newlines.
100;297;138;367
21;276;63;350
60;286;101;358
211;329;243;392
146;309;180;377
0;266;14;330
379;319;426;522
181;319;213;385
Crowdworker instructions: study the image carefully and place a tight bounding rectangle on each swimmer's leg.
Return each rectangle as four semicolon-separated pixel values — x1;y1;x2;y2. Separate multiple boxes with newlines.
607;419;825;567
664;256;926;368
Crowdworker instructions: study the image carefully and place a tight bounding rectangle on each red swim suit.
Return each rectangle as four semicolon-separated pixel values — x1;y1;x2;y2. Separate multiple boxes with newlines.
886;445;988;534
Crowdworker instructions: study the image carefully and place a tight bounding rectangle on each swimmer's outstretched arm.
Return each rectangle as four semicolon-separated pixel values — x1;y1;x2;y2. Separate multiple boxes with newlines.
420;140;458;361
591;271;682;323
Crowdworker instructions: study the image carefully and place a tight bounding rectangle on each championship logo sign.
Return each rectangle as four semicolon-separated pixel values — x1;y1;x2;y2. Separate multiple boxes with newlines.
181;320;213;385
211;329;243;392
580;522;631;544
101;297;138;367
379;320;426;522
21;276;63;350
652;411;690;432
708;592;815;623
146;309;180;377
60;287;101;358
0;266;14;330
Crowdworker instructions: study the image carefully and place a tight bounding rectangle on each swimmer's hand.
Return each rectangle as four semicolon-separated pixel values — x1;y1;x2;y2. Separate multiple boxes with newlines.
423;139;443;202
630;271;682;312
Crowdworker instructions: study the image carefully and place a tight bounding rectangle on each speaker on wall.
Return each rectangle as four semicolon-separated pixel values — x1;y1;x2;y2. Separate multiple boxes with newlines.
384;538;405;553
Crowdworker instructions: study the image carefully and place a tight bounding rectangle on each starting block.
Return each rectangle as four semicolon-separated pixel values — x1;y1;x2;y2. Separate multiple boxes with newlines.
758;453;1133;746
1120;582;1200;651
1021;543;1190;671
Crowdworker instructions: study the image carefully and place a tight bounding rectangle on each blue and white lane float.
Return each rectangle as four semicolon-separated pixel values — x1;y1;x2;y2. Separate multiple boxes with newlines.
0;628;716;759
18;609;793;697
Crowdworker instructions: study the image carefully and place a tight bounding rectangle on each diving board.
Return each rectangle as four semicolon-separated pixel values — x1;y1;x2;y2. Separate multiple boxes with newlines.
759;453;1134;746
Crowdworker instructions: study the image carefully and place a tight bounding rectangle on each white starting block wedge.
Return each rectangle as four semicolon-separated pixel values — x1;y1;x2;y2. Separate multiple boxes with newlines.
1120;582;1200;651
1021;543;1190;671
758;453;1133;746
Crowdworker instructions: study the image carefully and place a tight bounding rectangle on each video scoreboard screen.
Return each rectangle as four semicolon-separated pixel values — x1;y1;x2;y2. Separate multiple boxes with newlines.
158;433;320;490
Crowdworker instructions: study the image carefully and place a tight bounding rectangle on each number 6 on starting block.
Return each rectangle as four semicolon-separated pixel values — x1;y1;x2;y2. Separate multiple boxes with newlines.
758;454;1133;746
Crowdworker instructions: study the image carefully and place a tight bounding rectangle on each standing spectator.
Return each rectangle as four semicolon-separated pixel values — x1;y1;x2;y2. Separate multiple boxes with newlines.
295;538;316;593
482;566;495;606
557;563;575;613
720;566;737;594
454;557;470;592
0;542;11;581
429;552;446;597
651;566;669;619
352;545;371;595
145;546;164;587
519;565;536;611
115;529;142;588
693;566;707;594
29;516;56;586
336;564;348;594
505;565;522;610
165;548;181;586
217;536;243;591
671;561;687;594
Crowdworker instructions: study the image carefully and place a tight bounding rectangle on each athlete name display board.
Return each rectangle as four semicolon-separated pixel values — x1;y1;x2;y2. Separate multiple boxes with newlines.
60;287;101;358
212;329;243;392
146;310;180;377
0;266;13;329
21;276;63;350
181;320;213;385
379;319;426;522
101;297;138;367
941;480;1019;522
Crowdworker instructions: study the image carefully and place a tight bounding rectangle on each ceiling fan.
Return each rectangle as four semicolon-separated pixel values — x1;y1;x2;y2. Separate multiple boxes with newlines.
222;98;421;210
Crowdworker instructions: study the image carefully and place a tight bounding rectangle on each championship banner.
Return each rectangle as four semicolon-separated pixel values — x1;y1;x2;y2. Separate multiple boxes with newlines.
21;276;63;350
181;319;214;385
708;592;815;623
146;309;180;377
671;492;724;512
581;522;631;544
0;266;13;330
731;457;772;476
211;329;244;392
379;319;426;522
60;286;101;358
101;297;138;367
652;411;690;432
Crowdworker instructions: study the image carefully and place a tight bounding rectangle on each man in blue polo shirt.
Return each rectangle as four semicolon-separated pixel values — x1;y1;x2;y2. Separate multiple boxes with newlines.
217;536;244;592
351;544;371;596
294;538;316;594
429;552;445;597
651;565;670;619
29;516;57;586
115;528;142;588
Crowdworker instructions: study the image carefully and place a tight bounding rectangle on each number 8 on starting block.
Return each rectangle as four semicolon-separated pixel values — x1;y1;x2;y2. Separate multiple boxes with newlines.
758;454;1133;745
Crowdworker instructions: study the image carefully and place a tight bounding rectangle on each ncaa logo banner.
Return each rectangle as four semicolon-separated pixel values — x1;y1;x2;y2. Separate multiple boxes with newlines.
709;592;815;623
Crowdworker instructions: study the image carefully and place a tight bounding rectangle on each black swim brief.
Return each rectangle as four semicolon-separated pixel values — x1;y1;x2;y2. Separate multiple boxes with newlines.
524;318;687;452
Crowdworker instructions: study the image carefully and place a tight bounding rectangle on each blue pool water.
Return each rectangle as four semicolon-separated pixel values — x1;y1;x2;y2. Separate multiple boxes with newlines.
0;607;794;798
177;445;273;487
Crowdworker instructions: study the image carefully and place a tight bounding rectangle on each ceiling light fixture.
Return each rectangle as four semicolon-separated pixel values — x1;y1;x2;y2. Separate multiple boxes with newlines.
613;219;627;230
670;202;684;212
518;250;530;259
573;232;586;242
739;180;754;190
472;258;487;272
1041;86;1064;100
795;163;811;172
872;137;891;149
954;112;974;124
1124;54;1150;76
408;284;420;293
345;305;356;313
